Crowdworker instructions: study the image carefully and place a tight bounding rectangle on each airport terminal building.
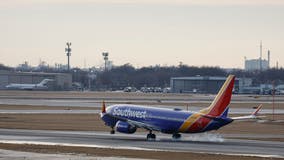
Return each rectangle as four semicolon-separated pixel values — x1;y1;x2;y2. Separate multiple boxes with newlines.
170;76;252;94
0;70;72;90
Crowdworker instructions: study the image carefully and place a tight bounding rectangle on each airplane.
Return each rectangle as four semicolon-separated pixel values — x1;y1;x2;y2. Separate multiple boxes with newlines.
101;75;263;140
5;79;54;90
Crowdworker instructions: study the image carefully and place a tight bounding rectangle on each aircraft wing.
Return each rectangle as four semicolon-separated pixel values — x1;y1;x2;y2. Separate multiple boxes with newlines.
21;86;35;90
104;113;161;131
126;119;162;131
231;104;264;121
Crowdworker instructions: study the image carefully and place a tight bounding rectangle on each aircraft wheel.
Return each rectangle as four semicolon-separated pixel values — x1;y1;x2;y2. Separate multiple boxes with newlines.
151;134;156;139
110;128;115;134
147;133;156;141
172;133;181;139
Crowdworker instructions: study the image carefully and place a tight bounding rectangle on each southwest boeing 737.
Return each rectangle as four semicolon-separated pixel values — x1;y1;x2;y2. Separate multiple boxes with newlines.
101;75;262;140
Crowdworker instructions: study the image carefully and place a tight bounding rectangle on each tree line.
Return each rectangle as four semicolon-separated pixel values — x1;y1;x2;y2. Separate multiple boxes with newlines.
1;63;284;90
95;64;284;90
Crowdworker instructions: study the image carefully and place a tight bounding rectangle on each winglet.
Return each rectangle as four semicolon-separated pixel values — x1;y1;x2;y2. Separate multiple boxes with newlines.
102;101;106;113
252;104;262;116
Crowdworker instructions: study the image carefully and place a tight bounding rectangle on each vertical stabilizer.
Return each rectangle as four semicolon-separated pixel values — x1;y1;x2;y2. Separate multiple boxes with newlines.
200;75;235;117
102;101;106;113
38;79;53;86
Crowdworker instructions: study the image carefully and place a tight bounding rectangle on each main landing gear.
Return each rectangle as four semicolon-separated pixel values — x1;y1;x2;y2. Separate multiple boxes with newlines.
146;131;181;141
172;133;181;140
110;127;115;134
146;131;156;141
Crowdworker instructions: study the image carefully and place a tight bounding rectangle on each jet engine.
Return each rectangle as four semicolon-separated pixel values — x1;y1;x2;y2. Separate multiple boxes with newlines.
115;121;137;134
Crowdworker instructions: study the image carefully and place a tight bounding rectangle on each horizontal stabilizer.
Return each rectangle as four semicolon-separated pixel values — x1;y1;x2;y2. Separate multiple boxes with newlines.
232;104;264;121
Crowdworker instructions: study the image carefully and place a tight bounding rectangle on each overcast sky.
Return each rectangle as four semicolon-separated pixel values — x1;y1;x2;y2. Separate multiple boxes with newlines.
1;0;284;68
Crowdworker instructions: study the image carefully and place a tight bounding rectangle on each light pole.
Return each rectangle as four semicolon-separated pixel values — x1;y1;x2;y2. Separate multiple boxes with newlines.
65;42;72;71
272;81;275;121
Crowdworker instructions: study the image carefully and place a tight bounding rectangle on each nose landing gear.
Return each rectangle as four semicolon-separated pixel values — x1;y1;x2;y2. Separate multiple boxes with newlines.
146;131;156;140
110;127;115;134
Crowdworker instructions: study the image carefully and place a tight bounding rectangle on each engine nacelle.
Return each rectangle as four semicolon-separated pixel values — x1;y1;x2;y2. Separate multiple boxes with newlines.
115;121;137;134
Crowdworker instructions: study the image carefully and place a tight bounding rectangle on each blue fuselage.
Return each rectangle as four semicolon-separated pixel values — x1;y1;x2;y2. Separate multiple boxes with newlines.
101;104;233;134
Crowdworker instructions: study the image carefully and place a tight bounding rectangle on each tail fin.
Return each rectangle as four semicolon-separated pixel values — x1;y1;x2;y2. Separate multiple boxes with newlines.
102;101;106;113
200;75;235;117
38;79;53;86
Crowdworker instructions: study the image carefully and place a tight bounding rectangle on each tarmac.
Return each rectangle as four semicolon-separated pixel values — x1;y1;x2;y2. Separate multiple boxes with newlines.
0;99;283;114
0;129;283;158
0;91;283;159
0;148;147;160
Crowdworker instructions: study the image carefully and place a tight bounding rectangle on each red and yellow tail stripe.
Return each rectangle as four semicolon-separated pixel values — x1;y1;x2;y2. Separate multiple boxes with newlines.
178;75;235;133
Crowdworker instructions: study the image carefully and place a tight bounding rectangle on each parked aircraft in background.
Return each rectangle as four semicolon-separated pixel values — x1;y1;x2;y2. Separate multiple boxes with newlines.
5;79;54;90
101;75;262;140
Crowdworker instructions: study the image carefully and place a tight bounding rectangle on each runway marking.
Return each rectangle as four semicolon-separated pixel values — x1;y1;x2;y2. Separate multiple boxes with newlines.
0;140;158;151
0;140;283;159
0;110;100;114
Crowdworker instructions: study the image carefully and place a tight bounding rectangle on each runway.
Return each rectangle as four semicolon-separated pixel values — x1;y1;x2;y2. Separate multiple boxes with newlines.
1;92;284;103
1;97;284;107
0;129;283;158
0;98;284;114
0;92;283;159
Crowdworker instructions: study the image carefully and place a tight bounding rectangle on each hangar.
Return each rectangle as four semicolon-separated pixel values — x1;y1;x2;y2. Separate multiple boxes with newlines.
0;70;72;91
170;76;252;94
